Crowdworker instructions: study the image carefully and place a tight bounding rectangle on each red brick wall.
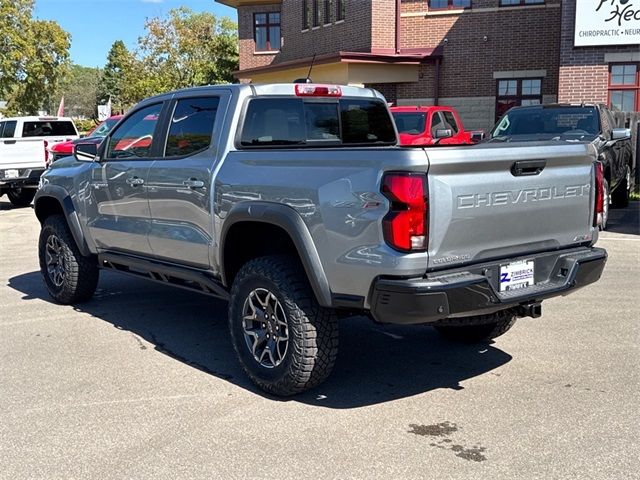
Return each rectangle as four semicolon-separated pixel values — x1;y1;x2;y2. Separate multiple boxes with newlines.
557;0;639;104
400;1;562;98
238;4;281;70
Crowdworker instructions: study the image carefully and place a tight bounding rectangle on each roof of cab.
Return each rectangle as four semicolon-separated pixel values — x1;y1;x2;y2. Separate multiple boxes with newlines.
0;116;75;122
137;83;385;106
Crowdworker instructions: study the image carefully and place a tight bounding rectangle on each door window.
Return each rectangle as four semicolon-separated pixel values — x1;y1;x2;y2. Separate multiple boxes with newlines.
106;103;162;159
0;122;4;138
164;97;219;157
441;111;459;133
430;112;446;137
1;121;17;138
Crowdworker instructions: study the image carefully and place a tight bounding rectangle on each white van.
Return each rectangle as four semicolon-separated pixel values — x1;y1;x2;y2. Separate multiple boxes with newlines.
0;116;78;206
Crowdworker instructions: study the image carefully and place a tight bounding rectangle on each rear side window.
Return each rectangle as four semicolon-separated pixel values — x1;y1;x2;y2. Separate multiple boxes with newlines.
0;122;4;138
2;121;17;138
442;111;459;133
165;97;219;157
22;121;76;137
240;97;395;147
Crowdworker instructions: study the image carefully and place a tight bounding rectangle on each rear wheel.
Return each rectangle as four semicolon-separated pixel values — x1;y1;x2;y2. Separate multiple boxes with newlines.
38;214;99;304
611;164;631;209
7;188;35;207
434;311;516;343
228;255;338;396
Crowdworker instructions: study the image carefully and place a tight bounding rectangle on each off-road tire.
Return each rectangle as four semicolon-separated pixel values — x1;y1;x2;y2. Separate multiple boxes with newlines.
228;255;338;396
434;310;516;343
611;164;630;209
7;188;36;207
38;214;99;304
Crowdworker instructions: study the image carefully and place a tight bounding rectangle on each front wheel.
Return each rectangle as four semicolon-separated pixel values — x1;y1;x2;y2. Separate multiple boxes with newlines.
38;214;99;304
7;188;36;207
434;311;516;343
228;255;338;396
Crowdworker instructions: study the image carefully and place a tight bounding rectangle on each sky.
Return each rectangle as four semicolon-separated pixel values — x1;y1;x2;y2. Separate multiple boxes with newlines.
33;0;238;68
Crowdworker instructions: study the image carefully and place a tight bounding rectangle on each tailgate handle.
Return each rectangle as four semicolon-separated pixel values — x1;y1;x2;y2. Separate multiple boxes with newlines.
511;160;546;177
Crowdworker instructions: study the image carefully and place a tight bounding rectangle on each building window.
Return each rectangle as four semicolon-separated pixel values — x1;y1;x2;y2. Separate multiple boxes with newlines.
324;0;333;24
303;0;309;29
429;0;471;9
609;64;639;112
312;0;321;27
336;0;345;21
254;12;281;52
496;78;542;120
500;0;544;5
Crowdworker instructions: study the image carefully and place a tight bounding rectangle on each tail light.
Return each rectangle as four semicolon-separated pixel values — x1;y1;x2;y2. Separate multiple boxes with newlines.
381;172;428;252
594;161;604;227
44;140;50;168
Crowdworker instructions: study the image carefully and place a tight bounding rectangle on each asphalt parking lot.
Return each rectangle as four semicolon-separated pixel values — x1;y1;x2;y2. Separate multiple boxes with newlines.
0;200;638;480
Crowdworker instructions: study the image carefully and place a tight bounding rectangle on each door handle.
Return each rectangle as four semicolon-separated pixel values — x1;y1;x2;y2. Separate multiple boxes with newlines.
126;176;145;186
183;178;205;189
511;160;546;177
3;140;16;145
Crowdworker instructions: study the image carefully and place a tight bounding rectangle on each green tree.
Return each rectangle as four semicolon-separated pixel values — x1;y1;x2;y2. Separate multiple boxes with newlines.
0;0;70;115
97;40;133;113
123;7;238;103
53;65;101;119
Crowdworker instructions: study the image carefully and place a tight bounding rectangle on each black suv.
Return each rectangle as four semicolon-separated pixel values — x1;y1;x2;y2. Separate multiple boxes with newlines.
491;104;634;229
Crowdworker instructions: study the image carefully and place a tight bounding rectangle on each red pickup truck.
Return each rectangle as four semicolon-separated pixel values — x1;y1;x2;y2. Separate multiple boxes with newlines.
390;106;483;146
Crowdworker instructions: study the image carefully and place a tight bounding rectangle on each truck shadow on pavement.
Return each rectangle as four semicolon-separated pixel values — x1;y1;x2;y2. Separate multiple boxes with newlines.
9;270;512;408
606;201;640;235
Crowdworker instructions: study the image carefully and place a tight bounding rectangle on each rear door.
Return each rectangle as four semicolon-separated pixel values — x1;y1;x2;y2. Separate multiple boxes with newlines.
86;102;165;256
425;143;596;270
145;91;230;269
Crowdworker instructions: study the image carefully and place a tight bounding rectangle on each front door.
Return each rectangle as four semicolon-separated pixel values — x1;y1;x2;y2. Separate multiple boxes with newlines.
146;93;228;269
87;102;165;256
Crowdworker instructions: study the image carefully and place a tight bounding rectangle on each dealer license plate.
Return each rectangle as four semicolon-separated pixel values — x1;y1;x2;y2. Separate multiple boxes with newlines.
4;169;19;179
500;260;534;292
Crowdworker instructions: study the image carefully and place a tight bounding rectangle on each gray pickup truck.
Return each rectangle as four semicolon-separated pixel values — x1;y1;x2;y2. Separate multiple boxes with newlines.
34;83;607;395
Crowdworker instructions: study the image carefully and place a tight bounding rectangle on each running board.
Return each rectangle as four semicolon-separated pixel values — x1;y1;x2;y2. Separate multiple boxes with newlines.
98;252;230;301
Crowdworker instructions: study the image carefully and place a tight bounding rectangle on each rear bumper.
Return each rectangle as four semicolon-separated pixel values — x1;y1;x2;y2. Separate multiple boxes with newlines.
0;168;45;190
370;247;607;325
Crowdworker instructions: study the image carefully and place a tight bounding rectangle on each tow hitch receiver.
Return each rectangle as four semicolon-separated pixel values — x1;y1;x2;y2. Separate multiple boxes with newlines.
517;302;542;319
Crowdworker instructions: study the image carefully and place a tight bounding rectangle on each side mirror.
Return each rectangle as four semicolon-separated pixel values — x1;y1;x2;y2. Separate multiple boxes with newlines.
470;130;486;143
435;129;453;139
73;142;98;162
611;128;631;140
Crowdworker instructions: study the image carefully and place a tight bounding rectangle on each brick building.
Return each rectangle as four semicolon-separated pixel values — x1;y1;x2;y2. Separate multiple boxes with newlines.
218;0;639;130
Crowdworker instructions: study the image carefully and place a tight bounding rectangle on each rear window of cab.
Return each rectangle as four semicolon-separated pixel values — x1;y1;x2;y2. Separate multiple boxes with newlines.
239;97;396;148
22;121;77;137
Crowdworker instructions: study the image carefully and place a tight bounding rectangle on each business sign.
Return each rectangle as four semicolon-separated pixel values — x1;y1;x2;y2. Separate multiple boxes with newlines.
574;0;640;46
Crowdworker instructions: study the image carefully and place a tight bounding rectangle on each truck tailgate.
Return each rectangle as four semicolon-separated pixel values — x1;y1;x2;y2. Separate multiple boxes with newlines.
0;138;46;170
425;142;597;270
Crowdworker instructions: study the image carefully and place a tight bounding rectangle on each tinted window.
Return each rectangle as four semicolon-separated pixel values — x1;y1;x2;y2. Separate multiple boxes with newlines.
2;121;17;138
22;121;77;137
442;111;459;133
492;107;600;139
340;99;395;144
241;97;395;147
0;122;4;138
165;97;219;157
106;103;162;159
392;113;426;135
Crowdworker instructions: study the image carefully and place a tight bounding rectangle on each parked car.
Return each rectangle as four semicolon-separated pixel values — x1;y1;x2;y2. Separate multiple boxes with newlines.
48;115;123;164
0;116;78;207
491;104;634;229
34;83;607;396
390;106;483;146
